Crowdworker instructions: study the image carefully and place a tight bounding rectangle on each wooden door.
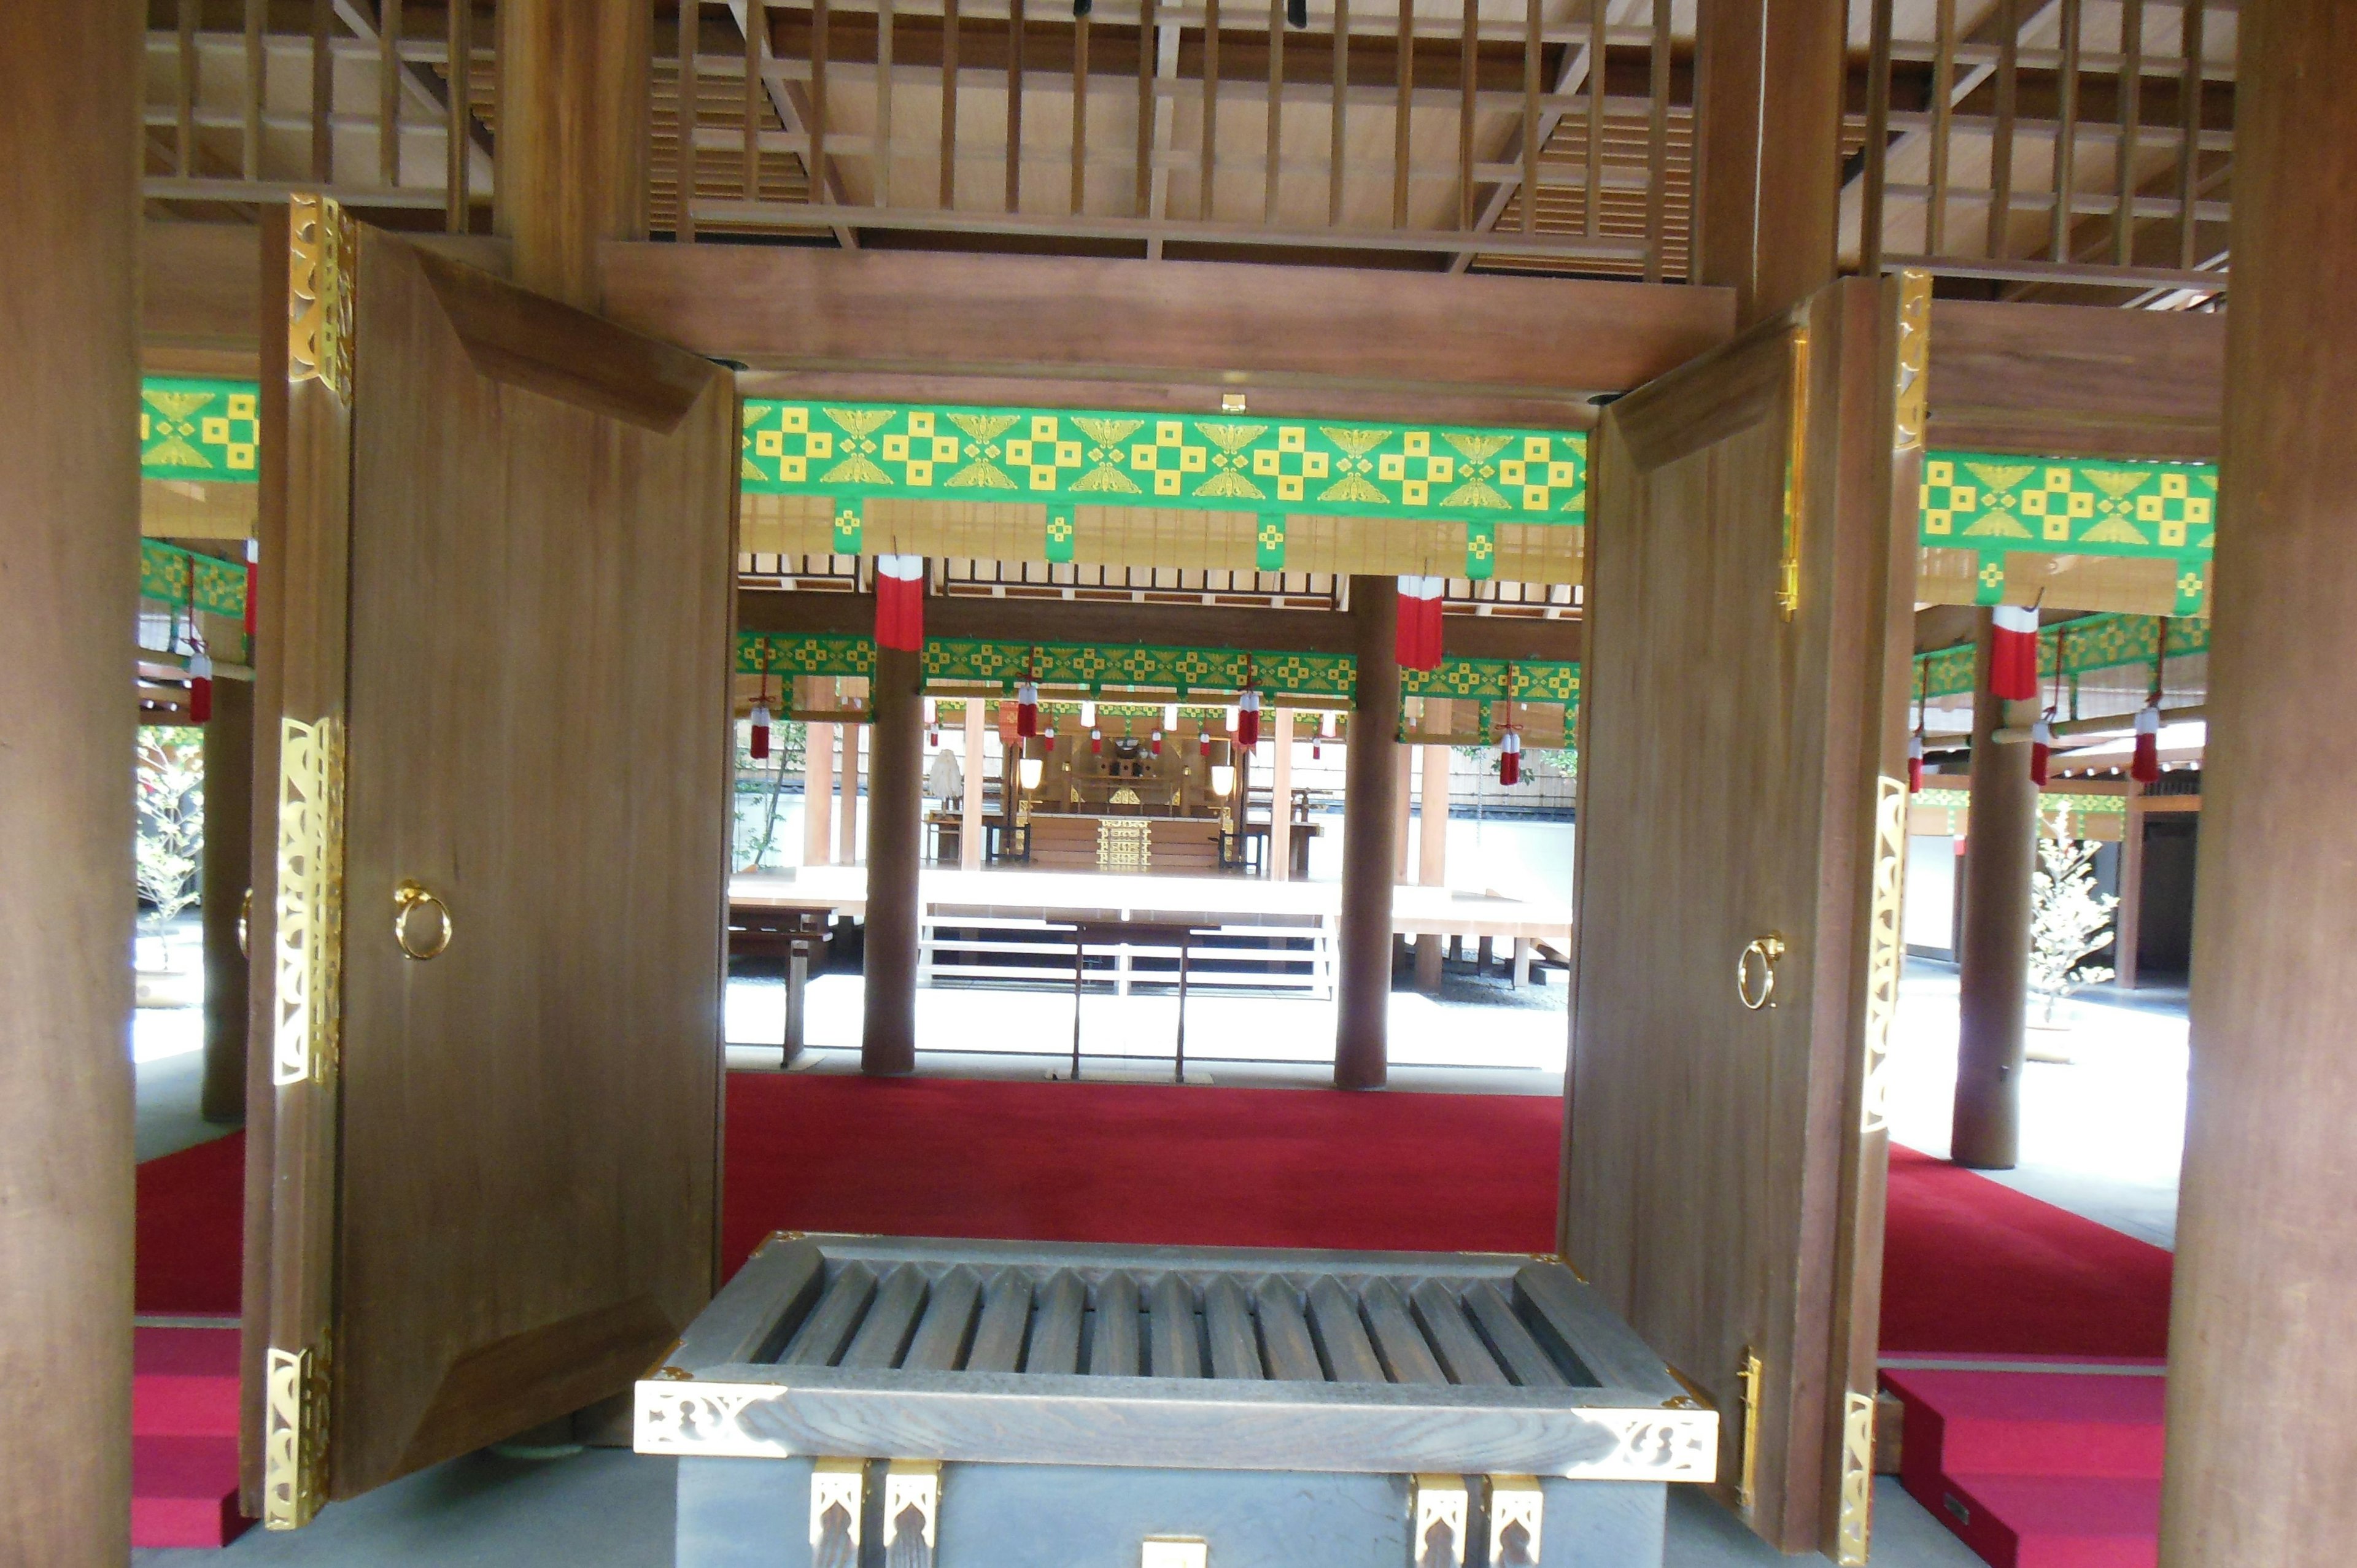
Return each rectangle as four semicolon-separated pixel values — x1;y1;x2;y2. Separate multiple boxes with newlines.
1564;276;1920;1560
252;204;738;1520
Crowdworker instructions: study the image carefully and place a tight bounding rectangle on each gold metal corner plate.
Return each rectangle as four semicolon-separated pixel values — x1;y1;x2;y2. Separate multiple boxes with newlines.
262;1343;328;1529
1735;1349;1765;1516
1892;269;1930;454
288;193;355;400
1835;1389;1877;1566
1862;776;1907;1136
1779;328;1811;621
273;715;346;1088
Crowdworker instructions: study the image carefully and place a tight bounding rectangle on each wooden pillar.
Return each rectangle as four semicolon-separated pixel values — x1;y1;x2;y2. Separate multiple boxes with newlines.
495;0;650;308
1336;576;1400;1090
2161;5;2357;1556
838;717;862;865
803;714;834;865
2113;779;2145;988
199;676;254;1124
1691;0;1845;327
960;698;985;870
1269;705;1293;881
1393;739;1414;881
1952;611;2038;1168
862;643;924;1075
0;1;139;1559
1415;699;1450;992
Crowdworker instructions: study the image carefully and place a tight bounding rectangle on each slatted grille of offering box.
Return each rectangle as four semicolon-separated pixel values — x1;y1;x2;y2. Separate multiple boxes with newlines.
640;1234;1714;1567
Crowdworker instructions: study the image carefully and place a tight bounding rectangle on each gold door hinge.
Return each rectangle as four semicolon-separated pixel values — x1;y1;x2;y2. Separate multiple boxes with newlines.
263;1341;330;1529
1735;1348;1764;1516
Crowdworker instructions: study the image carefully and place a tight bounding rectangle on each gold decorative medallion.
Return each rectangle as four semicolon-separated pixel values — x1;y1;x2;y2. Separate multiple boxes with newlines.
1862;776;1907;1135
288;193;355;400
263;1344;328;1529
273;716;346;1087
1779;328;1811;621
1835;1389;1877;1566
1892;269;1930;454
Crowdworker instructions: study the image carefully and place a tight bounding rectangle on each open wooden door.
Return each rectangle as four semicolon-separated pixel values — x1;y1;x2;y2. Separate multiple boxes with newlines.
1565;275;1922;1560
248;199;738;1523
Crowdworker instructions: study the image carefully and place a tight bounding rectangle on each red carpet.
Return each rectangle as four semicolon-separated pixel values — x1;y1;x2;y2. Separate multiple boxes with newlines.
131;1086;2175;1364
1881;1145;2173;1359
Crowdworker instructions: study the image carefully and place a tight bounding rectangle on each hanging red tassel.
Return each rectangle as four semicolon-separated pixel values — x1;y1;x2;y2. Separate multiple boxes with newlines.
2030;714;2054;788
1151;729;1164;756
749;700;772;760
187;651;214;724
2131;700;2162;783
1199;727;1213;758
1237;687;1262;749
1989;603;2040;701
1498;725;1522;786
874;554;926;652
1395;575;1445;673
242;538;259;643
1906;733;1924;794
1016;679;1039;738
1089;727;1102;755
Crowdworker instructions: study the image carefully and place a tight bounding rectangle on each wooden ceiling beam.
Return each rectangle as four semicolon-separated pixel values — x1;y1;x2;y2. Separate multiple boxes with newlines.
742;584;1582;662
1925;295;2223;460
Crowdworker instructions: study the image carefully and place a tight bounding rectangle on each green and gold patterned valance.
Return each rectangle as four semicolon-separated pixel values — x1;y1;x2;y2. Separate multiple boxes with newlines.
737;630;1577;708
1921;451;2217;616
740;399;1587;581
142;378;260;479
139;538;245;620
1914;611;2210;700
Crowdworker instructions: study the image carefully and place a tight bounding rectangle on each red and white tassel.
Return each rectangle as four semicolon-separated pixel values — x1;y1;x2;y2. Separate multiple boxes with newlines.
1906;733;1924;794
1237;687;1262;749
2131;700;2162;783
242;538;259;643
874;554;926;652
1395;575;1446;672
1151;729;1164;756
2030;714;2055;788
1089;727;1103;755
924;697;939;747
187;651;214;724
1016;679;1040;738
1311;713;1325;760
1199;726;1213;758
1989;604;2040;701
749;700;773;760
1498;726;1522;786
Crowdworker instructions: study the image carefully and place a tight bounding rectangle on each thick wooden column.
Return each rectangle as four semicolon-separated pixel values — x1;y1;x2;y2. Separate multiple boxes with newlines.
1415;700;1451;992
960;699;985;870
803;711;835;865
495;0;649;307
0;1;140;1559
1336;577;1400;1090
862;643;924;1075
2161;4;2357;1556
1692;0;1844;326
1952;611;2037;1168
1269;705;1293;881
199;676;254;1124
1393;743;1414;880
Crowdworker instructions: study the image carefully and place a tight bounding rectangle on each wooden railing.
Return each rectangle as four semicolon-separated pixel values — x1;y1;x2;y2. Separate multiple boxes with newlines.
1852;0;2232;305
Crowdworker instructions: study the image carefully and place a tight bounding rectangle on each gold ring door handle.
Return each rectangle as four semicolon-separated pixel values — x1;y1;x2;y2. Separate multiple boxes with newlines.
393;881;453;960
1738;935;1786;1011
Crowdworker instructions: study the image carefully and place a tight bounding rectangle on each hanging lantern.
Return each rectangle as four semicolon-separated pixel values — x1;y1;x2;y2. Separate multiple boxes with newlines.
1989;603;2040;701
1906;732;1924;794
1163;701;1180;730
242;538;259;644
1395;574;1445;673
187;650;214;724
2131;699;2162;783
1498;725;1522;786
1016;679;1040;738
1237;686;1262;749
874;554;926;651
749;699;773;760
1080;700;1096;728
1089;727;1103;755
2030;713;2056;788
